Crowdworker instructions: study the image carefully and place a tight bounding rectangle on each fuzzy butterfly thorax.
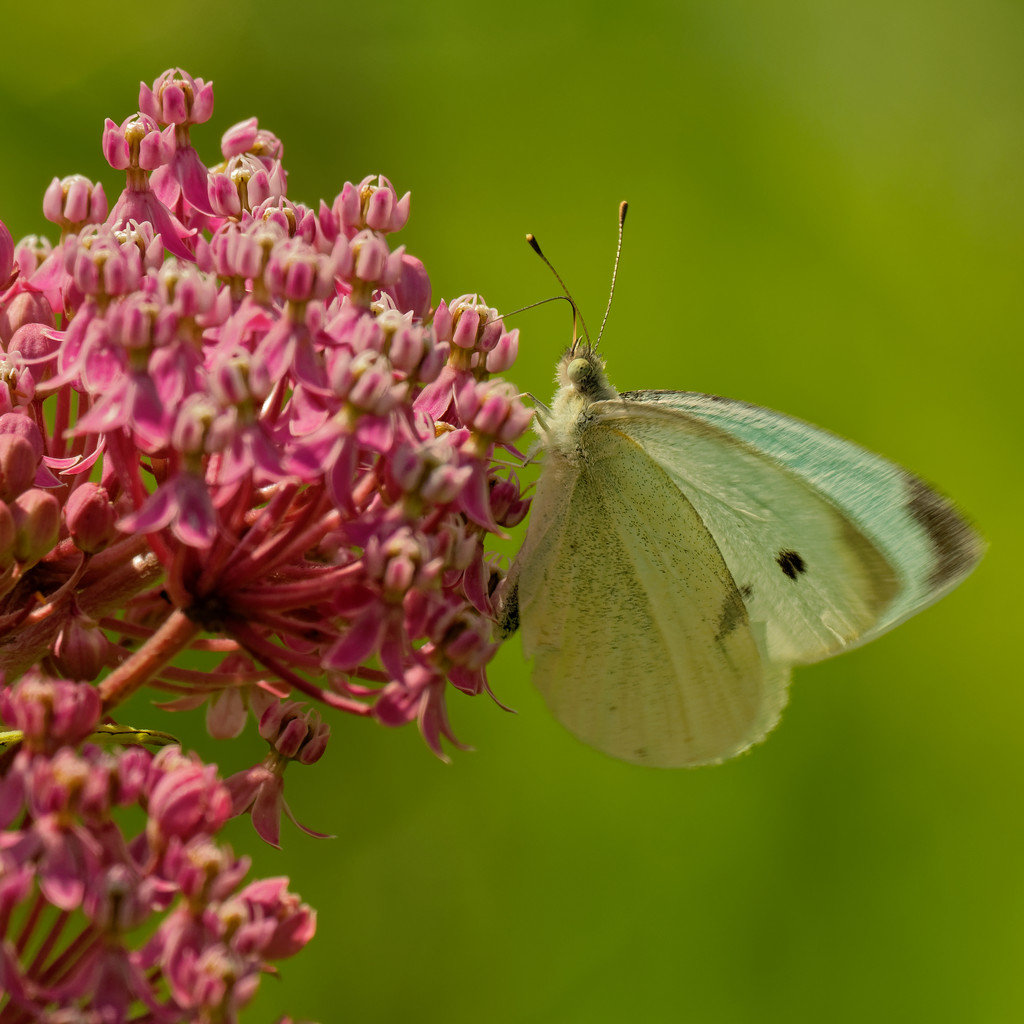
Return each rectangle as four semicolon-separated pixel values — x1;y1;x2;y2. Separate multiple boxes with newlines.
540;344;617;460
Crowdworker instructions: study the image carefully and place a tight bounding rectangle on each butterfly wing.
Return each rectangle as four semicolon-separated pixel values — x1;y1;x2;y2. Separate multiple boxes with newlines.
515;420;789;767
598;391;984;665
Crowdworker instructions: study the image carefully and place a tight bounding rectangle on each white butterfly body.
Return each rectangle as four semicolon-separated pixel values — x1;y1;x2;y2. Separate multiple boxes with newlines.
507;344;983;767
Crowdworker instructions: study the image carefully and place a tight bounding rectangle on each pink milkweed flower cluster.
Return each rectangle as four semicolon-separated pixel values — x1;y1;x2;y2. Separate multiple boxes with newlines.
0;67;532;1020
0;674;315;1022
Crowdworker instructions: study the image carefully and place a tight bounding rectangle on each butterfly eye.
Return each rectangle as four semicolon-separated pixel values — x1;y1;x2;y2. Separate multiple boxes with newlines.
566;356;596;391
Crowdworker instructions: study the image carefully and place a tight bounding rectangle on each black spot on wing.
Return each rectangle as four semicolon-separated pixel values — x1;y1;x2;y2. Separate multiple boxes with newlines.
904;474;984;589
776;550;807;580
740;583;754;600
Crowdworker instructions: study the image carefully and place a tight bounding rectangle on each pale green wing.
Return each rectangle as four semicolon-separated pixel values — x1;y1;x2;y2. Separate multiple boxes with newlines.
598;391;983;665
515;423;789;767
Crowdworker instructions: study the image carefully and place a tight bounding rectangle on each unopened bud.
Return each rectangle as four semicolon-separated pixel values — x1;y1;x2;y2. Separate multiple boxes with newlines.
52;615;111;681
65;483;119;553
0;434;38;502
11;488;60;564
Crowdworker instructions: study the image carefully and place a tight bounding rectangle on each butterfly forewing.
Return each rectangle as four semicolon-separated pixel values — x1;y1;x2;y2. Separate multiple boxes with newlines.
517;421;789;767
607;391;984;656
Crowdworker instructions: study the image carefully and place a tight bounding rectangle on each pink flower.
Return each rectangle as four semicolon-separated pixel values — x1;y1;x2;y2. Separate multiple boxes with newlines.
224;703;332;847
335;174;411;235
0;728;313;1019
0;65;543;1020
0;65;531;783
146;750;233;844
42;175;109;233
0;674;102;752
139;68;215;127
103;114;196;260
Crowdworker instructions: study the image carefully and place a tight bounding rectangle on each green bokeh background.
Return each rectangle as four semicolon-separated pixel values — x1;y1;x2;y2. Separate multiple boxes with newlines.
3;1;1021;1021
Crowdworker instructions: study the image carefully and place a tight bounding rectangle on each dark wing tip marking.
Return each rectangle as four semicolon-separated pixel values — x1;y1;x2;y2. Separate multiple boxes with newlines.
904;475;985;590
776;550;807;581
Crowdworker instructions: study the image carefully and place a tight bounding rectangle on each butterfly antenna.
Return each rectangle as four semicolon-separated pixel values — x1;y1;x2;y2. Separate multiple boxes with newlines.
595;200;628;347
495;295;576;321
526;232;591;348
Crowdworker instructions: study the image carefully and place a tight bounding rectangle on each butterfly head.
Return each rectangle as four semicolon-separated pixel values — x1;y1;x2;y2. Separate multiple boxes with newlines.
556;342;617;403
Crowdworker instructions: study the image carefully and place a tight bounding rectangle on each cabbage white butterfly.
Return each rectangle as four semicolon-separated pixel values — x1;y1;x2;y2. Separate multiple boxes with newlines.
501;204;984;767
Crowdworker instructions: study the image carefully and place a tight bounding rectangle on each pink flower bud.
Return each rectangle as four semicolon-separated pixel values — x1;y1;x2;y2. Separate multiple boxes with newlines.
171;395;217;455
140;68;215;126
264;239;335;304
452;307;481;350
7;320;62;365
432;298;452;340
65;482;119;553
0;411;45;464
52;615;111;681
429;603;494;670
485;327;520;373
102;113;174;172
207;168;242;217
489;473;530;529
1;293;58;346
447;295;505;354
385;253;431;319
209;355;251;406
455;379;533;445
335;175;410;235
209;222;256;280
254;197;317;244
42;175;108;231
377;311;426;374
101;117;131;170
221;116;259;156
330;349;401;417
147;759;232;841
220;117;282;161
11;488;60;563
65;230;144;298
234;877;317;958
0;424;38;481
12;234;52;277
364;527;441;600
161;833;249;902
258;702;329;763
386;441;471;506
352;231;388;282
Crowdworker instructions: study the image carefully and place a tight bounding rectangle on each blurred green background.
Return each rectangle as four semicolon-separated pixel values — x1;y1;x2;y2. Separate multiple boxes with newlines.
3;1;1022;1021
